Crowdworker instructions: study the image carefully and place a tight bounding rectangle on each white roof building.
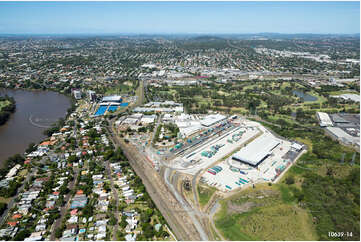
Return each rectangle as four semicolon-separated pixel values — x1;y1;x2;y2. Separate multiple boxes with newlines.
122;118;139;125
326;127;360;147
177;122;203;137
331;94;360;102
140;115;157;124
232;135;280;167
200;114;226;127
291;143;303;151
6;164;21;178
102;95;122;103
317;112;333;127
73;90;82;100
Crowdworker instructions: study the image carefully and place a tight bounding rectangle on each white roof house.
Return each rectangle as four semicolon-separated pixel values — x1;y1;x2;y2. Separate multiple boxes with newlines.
125;234;137;241
24;236;43;241
6;164;21;178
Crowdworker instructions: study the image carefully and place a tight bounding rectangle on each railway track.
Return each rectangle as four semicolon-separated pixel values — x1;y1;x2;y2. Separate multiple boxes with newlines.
107;127;202;241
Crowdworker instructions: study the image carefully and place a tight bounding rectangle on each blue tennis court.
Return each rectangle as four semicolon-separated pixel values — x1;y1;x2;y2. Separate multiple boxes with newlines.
94;105;107;116
108;105;118;112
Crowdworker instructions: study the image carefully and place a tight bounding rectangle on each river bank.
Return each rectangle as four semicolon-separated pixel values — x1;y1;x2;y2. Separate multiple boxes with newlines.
0;95;16;126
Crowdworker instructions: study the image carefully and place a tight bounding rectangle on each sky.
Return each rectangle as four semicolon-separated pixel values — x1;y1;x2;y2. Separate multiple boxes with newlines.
0;1;359;34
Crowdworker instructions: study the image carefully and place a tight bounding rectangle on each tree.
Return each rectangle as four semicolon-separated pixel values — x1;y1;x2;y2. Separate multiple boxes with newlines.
25;143;37;153
146;208;154;217
108;214;117;225
142;223;155;239
326;167;333;177
0;203;7;216
285;175;295;185
160;230;169;238
55;228;63;238
140;212;150;223
67;155;79;163
13;229;31;241
119;215;127;228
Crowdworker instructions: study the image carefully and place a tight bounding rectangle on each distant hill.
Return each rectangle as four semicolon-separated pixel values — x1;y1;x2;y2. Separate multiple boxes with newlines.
191;35;225;41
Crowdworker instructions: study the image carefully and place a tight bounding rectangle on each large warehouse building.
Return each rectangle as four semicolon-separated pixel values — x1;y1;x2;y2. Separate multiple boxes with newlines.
317;112;333;127
200;114;226;127
232;135;280;167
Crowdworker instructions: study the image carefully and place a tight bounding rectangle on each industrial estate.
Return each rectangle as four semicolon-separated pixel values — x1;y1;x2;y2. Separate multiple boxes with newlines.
0;4;359;241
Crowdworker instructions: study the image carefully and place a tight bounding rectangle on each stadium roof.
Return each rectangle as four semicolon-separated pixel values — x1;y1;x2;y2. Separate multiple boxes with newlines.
232;135;280;167
102;95;122;102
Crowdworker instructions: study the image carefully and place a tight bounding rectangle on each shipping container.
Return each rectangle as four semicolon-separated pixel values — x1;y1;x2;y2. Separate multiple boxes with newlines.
207;170;216;175
239;178;248;183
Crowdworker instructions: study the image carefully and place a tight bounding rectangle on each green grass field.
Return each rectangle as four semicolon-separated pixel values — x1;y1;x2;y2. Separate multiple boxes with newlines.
105;82;134;95
198;185;216;207
214;184;318;241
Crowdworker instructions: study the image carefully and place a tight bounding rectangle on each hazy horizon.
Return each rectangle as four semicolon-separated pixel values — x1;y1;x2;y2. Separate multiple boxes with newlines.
0;32;359;36
0;1;359;35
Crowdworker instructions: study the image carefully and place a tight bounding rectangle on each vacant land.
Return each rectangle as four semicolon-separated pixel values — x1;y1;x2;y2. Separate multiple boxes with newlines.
214;184;318;241
197;185;216;207
105;80;136;95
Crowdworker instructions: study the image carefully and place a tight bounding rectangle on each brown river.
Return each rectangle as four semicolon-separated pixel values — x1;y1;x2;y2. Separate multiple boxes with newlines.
0;88;71;165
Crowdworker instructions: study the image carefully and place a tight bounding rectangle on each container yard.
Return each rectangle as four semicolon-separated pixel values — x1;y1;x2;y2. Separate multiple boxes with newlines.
200;133;303;192
139;114;304;192
171;123;261;175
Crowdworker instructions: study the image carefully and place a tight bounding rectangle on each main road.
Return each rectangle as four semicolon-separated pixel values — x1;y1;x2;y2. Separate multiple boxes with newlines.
105;160;120;241
50;168;79;240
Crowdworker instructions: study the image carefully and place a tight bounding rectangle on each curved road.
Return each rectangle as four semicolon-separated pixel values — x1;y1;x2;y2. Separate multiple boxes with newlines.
164;167;208;240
